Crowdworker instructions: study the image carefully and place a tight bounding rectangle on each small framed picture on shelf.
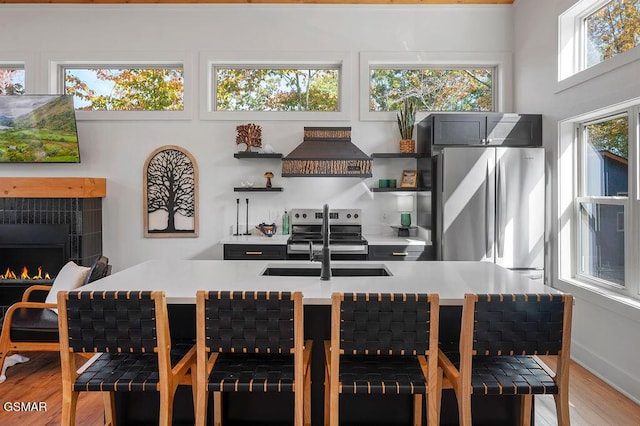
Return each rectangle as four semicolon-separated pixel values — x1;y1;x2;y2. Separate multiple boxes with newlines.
400;169;417;188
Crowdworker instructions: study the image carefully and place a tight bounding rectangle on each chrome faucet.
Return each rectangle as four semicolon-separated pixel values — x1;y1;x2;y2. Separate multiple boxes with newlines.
310;204;331;280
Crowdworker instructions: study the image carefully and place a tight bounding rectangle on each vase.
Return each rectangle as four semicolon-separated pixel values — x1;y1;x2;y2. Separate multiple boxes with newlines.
399;139;415;153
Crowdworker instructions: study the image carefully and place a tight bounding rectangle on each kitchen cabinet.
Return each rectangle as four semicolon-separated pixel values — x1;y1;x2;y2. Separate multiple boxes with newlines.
223;244;286;260
418;113;542;153
368;244;432;261
233;152;284;192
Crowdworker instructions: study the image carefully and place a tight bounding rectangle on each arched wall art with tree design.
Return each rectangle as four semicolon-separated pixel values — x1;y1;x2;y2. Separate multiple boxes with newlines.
143;145;199;238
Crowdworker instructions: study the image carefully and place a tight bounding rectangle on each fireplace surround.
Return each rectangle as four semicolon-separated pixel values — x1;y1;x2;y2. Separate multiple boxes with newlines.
0;177;106;315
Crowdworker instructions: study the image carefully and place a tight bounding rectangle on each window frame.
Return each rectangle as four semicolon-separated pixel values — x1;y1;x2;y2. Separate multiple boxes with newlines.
558;0;640;91
359;51;512;121
44;51;194;121
559;101;640;303
199;51;351;121
0;54;36;94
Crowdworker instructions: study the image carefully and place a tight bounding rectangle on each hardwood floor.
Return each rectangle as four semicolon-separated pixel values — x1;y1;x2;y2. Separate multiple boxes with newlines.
0;352;637;425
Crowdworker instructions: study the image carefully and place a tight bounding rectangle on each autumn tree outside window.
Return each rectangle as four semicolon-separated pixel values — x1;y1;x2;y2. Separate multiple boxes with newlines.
63;66;184;111
0;67;25;95
213;66;340;112
369;68;494;113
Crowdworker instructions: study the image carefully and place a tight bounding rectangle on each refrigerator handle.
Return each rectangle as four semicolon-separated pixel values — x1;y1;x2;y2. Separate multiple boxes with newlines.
485;160;491;257
497;159;506;258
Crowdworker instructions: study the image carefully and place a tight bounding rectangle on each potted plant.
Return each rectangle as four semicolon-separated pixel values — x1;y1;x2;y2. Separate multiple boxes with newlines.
396;98;417;153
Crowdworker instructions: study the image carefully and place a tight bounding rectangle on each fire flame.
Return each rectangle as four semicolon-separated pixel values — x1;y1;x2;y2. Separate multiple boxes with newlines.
0;266;50;280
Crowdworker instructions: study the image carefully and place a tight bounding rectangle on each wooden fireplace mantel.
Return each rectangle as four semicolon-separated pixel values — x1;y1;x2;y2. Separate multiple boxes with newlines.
0;177;106;198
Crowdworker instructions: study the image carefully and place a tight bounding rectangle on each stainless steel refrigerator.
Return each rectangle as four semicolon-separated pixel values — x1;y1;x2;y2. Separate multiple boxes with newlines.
434;146;545;274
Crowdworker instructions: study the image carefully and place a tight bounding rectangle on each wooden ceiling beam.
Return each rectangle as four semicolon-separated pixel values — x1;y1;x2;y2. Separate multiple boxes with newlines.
0;0;514;4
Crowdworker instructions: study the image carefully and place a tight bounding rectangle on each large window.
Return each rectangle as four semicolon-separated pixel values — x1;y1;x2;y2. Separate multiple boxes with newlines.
63;66;184;111
214;67;340;112
0;67;25;95
369;68;493;112
562;104;639;300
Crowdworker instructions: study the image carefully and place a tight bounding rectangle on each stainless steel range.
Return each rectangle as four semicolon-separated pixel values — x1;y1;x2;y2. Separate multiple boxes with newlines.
287;208;368;259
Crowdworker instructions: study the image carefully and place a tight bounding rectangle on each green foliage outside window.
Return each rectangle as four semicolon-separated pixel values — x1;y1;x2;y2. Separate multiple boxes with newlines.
369;68;493;112
214;68;339;112
64;68;184;111
585;0;640;68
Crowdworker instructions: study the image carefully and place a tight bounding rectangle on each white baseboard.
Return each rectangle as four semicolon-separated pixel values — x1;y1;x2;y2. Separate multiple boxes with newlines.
571;340;640;405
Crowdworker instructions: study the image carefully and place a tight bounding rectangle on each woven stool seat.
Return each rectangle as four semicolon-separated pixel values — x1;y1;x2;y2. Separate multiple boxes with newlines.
74;345;194;392
207;353;294;393
443;351;558;396
339;354;428;395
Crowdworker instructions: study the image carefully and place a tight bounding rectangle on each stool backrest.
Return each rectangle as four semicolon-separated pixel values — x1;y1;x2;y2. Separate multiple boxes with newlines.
469;293;569;356
336;293;438;356
62;290;163;354
200;291;297;354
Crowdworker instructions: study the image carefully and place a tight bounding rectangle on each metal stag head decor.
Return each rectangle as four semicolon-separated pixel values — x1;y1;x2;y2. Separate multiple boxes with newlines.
236;123;262;152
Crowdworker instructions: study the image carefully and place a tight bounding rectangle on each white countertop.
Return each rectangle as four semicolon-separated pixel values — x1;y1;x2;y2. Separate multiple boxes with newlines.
81;259;556;306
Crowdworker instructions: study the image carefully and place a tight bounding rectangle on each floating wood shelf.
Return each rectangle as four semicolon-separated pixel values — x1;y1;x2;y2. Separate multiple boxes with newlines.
371;153;429;158
371;187;430;192
0;177;107;198
233;187;283;192
234;152;283;159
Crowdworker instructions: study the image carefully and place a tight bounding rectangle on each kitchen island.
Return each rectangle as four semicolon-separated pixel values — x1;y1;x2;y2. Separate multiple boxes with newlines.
81;260;558;425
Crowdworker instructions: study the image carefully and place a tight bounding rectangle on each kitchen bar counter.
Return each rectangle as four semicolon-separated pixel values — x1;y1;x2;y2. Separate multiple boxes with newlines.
81;259;555;305
80;259;556;425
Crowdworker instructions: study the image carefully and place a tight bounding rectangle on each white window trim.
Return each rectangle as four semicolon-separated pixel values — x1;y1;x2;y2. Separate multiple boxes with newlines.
359;51;512;122
557;0;640;92
558;99;640;308
199;51;351;121
42;51;194;121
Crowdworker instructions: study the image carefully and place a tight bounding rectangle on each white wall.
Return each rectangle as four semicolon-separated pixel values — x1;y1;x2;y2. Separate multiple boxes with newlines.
0;3;513;269
513;0;640;402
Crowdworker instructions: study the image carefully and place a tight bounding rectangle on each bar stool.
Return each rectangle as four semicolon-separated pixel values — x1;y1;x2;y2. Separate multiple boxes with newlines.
195;290;312;426
438;293;573;426
57;290;196;426
325;292;441;426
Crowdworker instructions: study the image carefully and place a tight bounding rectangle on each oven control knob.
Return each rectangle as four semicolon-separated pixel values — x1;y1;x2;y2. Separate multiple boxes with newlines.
347;213;351;219
295;213;300;218
354;213;359;219
302;213;307;218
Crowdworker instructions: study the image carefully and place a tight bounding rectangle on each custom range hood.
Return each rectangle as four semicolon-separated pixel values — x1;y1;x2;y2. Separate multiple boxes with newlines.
281;127;372;177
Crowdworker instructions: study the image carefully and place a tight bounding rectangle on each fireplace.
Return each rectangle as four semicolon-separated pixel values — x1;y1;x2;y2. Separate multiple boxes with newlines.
0;224;70;283
0;178;106;316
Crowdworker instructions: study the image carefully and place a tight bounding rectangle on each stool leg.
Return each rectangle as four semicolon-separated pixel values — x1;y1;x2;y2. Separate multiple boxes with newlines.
213;392;223;426
554;390;571;426
103;392;116;426
413;394;422;426
520;395;532;426
458;391;472;426
61;389;79;426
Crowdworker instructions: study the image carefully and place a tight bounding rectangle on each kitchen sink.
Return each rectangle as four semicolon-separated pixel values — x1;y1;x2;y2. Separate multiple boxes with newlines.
261;264;392;277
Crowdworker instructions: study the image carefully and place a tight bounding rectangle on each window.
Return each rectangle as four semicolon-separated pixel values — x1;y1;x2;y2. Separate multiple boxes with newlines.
368;68;493;112
0;67;25;95
214;67;340;112
559;0;640;85
584;0;640;69
63;66;184;111
200;52;350;121
560;103;640;300
359;52;510;121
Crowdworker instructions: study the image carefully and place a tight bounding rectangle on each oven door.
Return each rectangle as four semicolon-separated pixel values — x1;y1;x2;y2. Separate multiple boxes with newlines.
286;241;369;260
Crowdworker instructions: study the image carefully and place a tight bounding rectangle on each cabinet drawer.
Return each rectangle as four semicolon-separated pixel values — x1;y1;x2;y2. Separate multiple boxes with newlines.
368;245;431;261
223;244;286;260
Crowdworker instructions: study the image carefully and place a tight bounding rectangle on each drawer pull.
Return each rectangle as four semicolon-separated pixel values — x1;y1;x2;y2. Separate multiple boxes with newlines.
392;252;409;256
245;251;263;255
